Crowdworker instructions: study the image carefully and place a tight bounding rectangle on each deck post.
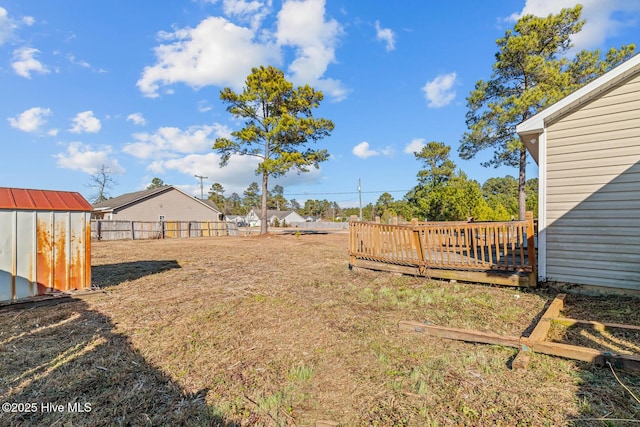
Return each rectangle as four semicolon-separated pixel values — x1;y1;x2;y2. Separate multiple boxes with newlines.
410;218;426;268
525;211;536;285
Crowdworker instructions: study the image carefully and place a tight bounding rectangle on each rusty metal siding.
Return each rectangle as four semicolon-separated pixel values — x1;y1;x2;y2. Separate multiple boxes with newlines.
0;209;91;302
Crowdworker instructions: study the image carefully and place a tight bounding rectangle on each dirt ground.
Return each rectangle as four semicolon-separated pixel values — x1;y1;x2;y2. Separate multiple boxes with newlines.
1;233;639;426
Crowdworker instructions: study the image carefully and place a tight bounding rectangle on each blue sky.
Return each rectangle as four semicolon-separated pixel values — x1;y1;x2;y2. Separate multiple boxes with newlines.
1;0;639;207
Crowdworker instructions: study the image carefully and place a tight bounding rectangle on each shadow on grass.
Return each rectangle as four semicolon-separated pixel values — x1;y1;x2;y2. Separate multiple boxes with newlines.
0;298;234;426
92;260;181;288
512;289;640;425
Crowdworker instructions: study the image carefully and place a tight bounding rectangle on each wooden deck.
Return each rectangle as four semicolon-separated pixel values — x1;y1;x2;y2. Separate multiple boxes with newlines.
349;213;537;287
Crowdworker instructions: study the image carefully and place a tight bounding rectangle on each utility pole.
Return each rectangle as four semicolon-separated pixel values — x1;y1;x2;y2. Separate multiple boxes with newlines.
358;178;362;221
194;174;208;200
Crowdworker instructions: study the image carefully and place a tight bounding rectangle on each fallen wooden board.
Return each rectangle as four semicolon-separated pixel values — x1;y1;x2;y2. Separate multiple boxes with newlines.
399;319;640;371
398;320;522;348
528;294;566;343
545;317;640;332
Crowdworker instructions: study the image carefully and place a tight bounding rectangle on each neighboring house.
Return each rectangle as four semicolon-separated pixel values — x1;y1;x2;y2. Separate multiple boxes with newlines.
92;186;222;221
245;209;261;227
225;215;246;225
246;208;305;226
517;53;640;292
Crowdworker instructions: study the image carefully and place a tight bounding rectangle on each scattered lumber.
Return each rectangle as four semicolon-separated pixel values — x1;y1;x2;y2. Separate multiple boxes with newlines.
399;293;640;371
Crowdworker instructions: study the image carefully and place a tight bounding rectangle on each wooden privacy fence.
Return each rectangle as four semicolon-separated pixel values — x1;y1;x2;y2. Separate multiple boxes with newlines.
349;212;536;287
91;220;239;241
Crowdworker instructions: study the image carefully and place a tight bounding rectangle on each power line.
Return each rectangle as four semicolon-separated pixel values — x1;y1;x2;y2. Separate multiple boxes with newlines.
283;189;411;197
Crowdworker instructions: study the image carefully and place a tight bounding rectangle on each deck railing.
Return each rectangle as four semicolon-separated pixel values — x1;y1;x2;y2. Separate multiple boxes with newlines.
349;212;536;287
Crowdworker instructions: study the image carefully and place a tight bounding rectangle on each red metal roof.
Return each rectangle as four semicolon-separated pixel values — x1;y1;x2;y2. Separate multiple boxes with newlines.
0;187;93;211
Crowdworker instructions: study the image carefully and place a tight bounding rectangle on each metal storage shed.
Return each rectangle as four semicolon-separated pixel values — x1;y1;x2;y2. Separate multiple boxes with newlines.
0;187;93;302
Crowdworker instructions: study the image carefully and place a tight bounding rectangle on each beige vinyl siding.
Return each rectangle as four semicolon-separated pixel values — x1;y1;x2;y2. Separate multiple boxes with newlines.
544;72;640;290
112;189;220;221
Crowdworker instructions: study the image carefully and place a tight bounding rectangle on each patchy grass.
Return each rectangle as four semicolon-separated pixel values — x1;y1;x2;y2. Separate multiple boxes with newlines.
0;233;638;426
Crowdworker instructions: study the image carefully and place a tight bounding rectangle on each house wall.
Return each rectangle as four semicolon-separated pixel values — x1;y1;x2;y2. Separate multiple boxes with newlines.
544;71;640;290
112;189;220;221
283;212;305;224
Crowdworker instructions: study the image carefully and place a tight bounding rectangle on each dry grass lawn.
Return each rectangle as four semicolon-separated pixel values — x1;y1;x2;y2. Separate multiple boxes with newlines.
1;233;639;426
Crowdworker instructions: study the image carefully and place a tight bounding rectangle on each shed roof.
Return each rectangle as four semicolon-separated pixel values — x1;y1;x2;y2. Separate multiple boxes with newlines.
0;187;93;211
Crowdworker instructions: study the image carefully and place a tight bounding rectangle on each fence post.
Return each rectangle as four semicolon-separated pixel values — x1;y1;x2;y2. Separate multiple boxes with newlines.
97;220;102;241
526;211;536;285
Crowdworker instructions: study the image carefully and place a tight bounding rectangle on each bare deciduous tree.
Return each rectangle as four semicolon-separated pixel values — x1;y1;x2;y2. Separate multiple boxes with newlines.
87;165;117;203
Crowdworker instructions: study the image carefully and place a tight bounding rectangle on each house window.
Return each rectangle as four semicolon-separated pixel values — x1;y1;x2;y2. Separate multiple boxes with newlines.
159;215;165;221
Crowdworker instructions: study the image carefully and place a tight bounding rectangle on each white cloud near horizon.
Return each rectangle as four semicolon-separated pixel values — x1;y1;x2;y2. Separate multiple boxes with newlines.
127;112;146;126
507;0;640;51
150;151;322;196
352;141;379;159
122;124;232;159
11;47;50;78
138;0;347;101
404;138;425;154
70;111;102;133
422;72;457;108
55;142;125;175
8;107;52;133
375;21;396;51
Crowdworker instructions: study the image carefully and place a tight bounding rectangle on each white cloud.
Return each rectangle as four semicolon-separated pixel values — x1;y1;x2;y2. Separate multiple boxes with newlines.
67;54;91;68
507;0;640;51
127;112;146;126
222;0;272;30
11;47;50;78
197;100;213;112
276;0;347;101
152;152;261;194
67;52;107;73
380;146;395;157
138;0;346;101
375;21;396;52
55;142;125;175
352;141;379;159
8;107;52;133
404;138;426;154
422;72;457;108
70;111;102;134
0;7;17;45
22;16;35;26
122;124;231;159
137;16;281;97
